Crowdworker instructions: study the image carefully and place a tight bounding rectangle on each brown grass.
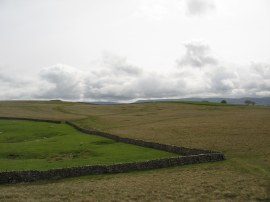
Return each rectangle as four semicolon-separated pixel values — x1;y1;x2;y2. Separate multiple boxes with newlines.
0;101;269;201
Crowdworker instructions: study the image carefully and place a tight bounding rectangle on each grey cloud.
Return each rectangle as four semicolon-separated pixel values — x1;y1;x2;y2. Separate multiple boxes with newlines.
177;41;218;68
1;47;270;101
83;53;185;101
133;74;186;98
186;0;215;16
0;73;15;86
100;53;142;76
0;70;39;99
245;62;270;94
83;53;144;101
176;42;248;97
82;59;179;101
84;73;184;102
208;67;239;92
0;74;12;83
83;53;143;101
252;62;270;79
0;71;29;86
175;43;269;98
37;64;84;100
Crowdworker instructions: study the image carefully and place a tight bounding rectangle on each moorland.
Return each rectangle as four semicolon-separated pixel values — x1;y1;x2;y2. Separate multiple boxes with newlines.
0;100;269;201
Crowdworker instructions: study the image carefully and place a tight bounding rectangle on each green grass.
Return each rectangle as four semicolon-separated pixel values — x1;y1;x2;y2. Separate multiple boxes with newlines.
0;101;269;201
0;120;176;171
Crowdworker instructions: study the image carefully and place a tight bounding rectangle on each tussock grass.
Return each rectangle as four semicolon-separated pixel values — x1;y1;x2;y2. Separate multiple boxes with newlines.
0;100;269;201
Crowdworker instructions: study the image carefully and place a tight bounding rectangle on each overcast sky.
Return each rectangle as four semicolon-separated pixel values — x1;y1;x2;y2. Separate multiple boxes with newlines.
1;0;270;101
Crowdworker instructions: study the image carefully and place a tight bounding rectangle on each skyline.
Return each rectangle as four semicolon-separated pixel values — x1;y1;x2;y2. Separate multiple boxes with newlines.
1;0;270;101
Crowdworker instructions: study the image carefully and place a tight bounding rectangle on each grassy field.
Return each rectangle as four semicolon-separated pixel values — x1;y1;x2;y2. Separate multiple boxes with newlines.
0;119;175;171
0;100;269;201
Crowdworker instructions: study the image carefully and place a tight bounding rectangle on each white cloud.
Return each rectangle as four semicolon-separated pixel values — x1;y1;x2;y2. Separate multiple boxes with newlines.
185;0;215;16
176;41;269;98
1;45;270;101
177;41;218;68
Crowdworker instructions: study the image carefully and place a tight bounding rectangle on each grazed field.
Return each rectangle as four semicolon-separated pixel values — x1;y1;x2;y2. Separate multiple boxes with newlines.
0;120;175;171
0;100;269;201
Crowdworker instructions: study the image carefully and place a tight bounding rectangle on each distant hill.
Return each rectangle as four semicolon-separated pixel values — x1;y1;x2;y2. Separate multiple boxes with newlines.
134;97;270;106
78;101;119;105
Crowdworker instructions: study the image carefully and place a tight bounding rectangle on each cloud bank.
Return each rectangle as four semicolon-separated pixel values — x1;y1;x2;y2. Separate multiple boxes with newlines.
1;42;270;102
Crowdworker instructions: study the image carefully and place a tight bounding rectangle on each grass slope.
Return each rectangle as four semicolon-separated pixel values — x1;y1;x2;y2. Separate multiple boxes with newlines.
0;100;269;201
0;120;175;171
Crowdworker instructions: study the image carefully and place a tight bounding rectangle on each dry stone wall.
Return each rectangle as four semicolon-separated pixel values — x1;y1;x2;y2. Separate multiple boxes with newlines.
0;117;62;124
0;154;224;184
65;122;219;155
0;117;225;184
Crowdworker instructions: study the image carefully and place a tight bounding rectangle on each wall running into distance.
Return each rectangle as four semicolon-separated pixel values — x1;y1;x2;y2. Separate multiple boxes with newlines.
0;117;225;184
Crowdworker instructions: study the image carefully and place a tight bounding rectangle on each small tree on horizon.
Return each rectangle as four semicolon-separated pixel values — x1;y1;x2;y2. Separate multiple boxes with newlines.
221;100;227;104
245;100;255;106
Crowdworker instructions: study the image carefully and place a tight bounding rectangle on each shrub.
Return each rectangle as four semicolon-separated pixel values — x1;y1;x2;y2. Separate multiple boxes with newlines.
221;100;227;104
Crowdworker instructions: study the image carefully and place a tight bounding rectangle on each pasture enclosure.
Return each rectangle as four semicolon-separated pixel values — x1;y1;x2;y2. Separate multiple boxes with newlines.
0;118;223;183
0;101;269;201
0;119;176;171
